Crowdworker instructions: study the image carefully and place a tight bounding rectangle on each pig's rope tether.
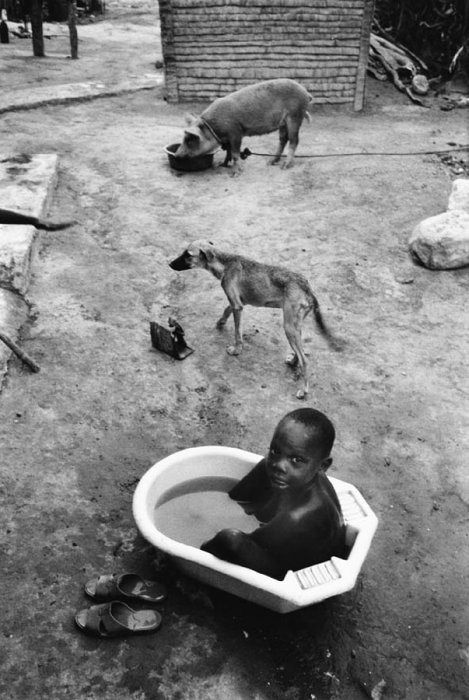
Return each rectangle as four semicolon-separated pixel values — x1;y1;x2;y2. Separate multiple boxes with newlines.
199;117;223;145
240;145;469;160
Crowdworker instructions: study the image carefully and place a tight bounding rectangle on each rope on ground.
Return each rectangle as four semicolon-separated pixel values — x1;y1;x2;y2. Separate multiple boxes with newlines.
240;145;469;160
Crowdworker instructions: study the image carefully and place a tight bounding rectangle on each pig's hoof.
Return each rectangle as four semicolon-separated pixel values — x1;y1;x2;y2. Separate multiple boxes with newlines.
281;160;294;170
296;388;307;400
285;354;298;367
216;319;226;329
268;157;280;166
227;345;241;356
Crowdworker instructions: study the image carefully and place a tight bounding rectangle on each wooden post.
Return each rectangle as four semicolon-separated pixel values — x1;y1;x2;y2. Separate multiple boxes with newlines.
354;0;375;111
68;0;78;59
158;0;179;102
30;0;44;57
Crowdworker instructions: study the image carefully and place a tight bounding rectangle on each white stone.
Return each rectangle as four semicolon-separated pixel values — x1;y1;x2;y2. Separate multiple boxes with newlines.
409;210;469;269
447;178;469;213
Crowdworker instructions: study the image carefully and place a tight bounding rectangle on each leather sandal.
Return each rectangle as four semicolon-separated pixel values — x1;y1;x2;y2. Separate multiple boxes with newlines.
85;573;167;604
75;601;162;638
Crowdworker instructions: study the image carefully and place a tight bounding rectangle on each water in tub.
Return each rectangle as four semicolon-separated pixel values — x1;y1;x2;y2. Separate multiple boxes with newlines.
154;476;259;547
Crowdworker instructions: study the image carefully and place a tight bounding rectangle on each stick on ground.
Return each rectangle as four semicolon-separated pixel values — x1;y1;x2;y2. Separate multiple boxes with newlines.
0;331;40;372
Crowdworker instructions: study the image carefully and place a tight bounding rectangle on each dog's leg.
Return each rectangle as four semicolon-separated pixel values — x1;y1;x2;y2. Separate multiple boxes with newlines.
269;123;288;166
216;305;232;329
283;303;309;399
285;352;299;367
282;116;301;170
227;307;243;355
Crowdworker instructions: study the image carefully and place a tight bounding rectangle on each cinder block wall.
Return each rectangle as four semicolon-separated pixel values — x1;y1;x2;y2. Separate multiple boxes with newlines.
158;0;374;110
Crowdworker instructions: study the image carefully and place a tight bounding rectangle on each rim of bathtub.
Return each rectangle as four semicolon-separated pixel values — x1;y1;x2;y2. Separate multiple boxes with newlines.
132;446;378;613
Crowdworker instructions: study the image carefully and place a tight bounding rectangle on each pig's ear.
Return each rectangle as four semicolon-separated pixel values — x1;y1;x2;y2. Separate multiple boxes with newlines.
183;127;201;142
185;113;198;126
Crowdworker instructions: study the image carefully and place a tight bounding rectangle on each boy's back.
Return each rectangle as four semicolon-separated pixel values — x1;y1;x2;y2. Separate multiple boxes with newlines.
234;467;346;575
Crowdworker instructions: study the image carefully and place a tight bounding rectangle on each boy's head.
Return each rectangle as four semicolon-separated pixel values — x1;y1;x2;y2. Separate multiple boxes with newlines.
266;408;335;491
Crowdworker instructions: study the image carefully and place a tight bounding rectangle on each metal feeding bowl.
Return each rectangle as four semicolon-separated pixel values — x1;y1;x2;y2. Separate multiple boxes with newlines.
164;143;214;172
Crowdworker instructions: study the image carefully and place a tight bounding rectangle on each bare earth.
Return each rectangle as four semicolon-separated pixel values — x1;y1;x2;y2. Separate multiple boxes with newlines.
0;3;468;699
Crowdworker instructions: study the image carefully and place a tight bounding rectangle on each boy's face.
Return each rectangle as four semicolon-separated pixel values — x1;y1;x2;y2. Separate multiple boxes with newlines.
266;418;331;491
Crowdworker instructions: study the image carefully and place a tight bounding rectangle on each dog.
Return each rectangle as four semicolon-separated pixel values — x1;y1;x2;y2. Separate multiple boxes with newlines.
169;240;341;399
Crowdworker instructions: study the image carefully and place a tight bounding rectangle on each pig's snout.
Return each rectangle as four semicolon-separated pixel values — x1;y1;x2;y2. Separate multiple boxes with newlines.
175;126;218;159
174;143;189;159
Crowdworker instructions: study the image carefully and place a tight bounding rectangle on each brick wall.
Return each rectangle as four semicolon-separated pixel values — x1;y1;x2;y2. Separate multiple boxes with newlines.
158;0;374;109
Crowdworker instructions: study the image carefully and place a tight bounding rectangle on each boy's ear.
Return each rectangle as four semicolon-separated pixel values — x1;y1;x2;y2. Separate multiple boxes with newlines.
322;457;333;472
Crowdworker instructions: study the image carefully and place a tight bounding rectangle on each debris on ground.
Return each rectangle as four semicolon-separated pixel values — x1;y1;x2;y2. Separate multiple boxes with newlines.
150;317;194;360
438;151;469;176
368;30;430;106
371;678;386;700
0;331;40;372
440;95;469;111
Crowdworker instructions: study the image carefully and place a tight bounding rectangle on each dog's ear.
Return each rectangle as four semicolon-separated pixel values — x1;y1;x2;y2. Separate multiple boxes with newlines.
185;113;199;126
200;248;215;262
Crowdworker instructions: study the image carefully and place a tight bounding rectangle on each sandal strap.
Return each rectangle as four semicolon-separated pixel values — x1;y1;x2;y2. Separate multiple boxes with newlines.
97;602;132;636
93;575;120;598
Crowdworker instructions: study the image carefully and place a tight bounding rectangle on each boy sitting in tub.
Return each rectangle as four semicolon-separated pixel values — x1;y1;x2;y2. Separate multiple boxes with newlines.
201;408;346;580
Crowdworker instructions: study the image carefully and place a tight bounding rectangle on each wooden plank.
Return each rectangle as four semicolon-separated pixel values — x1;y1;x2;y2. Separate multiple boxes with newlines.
173;45;360;56
173;0;364;7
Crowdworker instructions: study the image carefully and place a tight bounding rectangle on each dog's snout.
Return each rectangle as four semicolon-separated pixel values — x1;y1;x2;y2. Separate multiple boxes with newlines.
169;253;189;271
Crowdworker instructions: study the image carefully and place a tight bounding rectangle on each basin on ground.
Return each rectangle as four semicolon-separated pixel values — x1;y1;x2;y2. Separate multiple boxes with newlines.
132;446;378;613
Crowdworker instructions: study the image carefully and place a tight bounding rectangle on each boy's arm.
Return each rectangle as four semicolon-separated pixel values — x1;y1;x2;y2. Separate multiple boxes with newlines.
201;527;285;579
229;458;268;502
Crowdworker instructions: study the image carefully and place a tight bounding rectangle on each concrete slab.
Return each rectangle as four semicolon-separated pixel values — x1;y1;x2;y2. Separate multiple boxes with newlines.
0;288;28;387
0;75;163;115
0;225;37;294
0;153;60;382
0;153;59;218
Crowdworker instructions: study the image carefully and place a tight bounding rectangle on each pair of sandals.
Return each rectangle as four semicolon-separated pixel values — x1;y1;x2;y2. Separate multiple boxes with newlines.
75;573;167;638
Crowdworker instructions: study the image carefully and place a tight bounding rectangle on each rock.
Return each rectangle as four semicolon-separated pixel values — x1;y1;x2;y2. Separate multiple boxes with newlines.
411;74;429;96
409;210;469;269
447;178;469;213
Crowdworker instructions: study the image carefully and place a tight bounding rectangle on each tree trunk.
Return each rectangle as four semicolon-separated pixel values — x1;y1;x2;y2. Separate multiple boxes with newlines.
30;0;44;57
68;0;78;59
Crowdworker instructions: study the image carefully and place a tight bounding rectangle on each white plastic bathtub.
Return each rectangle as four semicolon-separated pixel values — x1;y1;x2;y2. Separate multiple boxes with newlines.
132;446;378;613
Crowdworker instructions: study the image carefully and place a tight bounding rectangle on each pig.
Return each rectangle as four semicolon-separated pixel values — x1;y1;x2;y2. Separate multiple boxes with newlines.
175;78;312;174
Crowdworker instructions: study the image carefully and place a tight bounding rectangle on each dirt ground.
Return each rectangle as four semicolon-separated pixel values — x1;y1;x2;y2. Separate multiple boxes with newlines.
1;3;469;699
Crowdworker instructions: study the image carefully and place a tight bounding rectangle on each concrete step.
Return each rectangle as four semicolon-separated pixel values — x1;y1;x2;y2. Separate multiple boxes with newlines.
0;225;37;295
0;75;163;115
0;153;60;386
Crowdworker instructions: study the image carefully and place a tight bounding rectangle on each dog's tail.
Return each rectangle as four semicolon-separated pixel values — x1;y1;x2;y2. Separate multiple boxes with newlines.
311;296;344;352
0;208;75;231
35;219;75;231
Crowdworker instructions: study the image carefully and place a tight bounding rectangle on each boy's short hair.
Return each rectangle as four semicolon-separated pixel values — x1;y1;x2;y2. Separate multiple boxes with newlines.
279;408;335;459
